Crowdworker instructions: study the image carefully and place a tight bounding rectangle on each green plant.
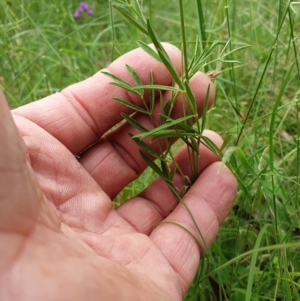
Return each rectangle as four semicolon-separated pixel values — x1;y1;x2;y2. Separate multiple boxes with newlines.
107;0;245;206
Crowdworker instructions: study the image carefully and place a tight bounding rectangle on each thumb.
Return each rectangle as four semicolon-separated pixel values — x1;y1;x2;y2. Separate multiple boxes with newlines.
0;91;42;234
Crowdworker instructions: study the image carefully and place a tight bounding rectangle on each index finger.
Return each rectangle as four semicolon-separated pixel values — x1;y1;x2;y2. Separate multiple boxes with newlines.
12;43;182;155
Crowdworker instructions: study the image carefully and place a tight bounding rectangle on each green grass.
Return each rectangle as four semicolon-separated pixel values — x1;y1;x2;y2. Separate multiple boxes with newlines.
1;0;300;300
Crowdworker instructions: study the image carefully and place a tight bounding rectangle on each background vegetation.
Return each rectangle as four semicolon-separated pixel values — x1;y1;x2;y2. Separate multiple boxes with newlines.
1;0;300;300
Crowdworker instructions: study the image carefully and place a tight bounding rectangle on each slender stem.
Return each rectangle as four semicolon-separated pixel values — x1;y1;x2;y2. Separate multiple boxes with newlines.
195;0;207;72
178;0;189;80
224;3;238;108
149;0;152;20
165;185;209;252
288;7;300;206
179;0;202;185
109;1;116;62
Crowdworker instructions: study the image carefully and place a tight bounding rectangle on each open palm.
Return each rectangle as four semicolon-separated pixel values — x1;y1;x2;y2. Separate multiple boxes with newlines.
0;44;237;301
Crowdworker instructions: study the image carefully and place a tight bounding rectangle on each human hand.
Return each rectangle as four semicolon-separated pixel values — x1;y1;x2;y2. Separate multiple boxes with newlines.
0;44;237;301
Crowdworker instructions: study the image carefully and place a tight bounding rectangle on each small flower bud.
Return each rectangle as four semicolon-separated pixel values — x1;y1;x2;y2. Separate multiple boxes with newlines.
87;9;94;15
73;10;80;18
79;2;89;12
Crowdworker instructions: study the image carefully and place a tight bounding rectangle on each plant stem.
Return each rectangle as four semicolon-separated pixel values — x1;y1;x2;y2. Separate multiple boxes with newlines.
109;1;116;62
195;0;207;72
178;0;189;81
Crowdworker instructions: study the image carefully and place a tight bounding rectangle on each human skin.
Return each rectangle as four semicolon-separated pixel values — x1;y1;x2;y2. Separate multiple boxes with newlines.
0;43;237;301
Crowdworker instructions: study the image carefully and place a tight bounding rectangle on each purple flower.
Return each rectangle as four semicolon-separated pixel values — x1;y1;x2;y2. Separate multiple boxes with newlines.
74;2;94;19
79;2;89;12
74;9;80;18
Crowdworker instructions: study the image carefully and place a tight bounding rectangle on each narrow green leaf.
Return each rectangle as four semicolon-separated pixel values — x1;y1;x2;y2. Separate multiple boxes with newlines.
145;19;166;55
149;71;155;113
131;0;147;24
161;160;170;178
112;5;148;35
125;64;143;95
235;148;257;176
158;91;167;124
137;40;162;62
231;168;251;200
201;136;223;157
109;82;141;96
219;38;231;57
195;0;207;55
139;151;170;181
221;45;251;59
149;129;197;140
188;35;199;73
200;84;211;133
158;100;171;126
157;48;184;89
184;80;197;114
245;224;271;301
110;0;126;5
188;40;220;77
161;100;173;119
177;121;197;133
121;113;149;133
132;84;182;92
219;59;241;64
178;0;189;78
190;137;200;155
129;134;160;158
112;97;148;114
102;71;142;96
269;62;295;173
146;19;184;89
181;136;199;152
133;115;194;139
220;134;233;152
125;64;143;86
160;114;197;133
222;146;237;166
102;71;133;89
231;148;267;191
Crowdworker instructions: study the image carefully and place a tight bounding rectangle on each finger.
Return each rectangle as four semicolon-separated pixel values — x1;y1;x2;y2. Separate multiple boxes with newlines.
0;91;41;234
150;162;237;295
117;130;222;234
12;43;182;155
79;72;214;198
